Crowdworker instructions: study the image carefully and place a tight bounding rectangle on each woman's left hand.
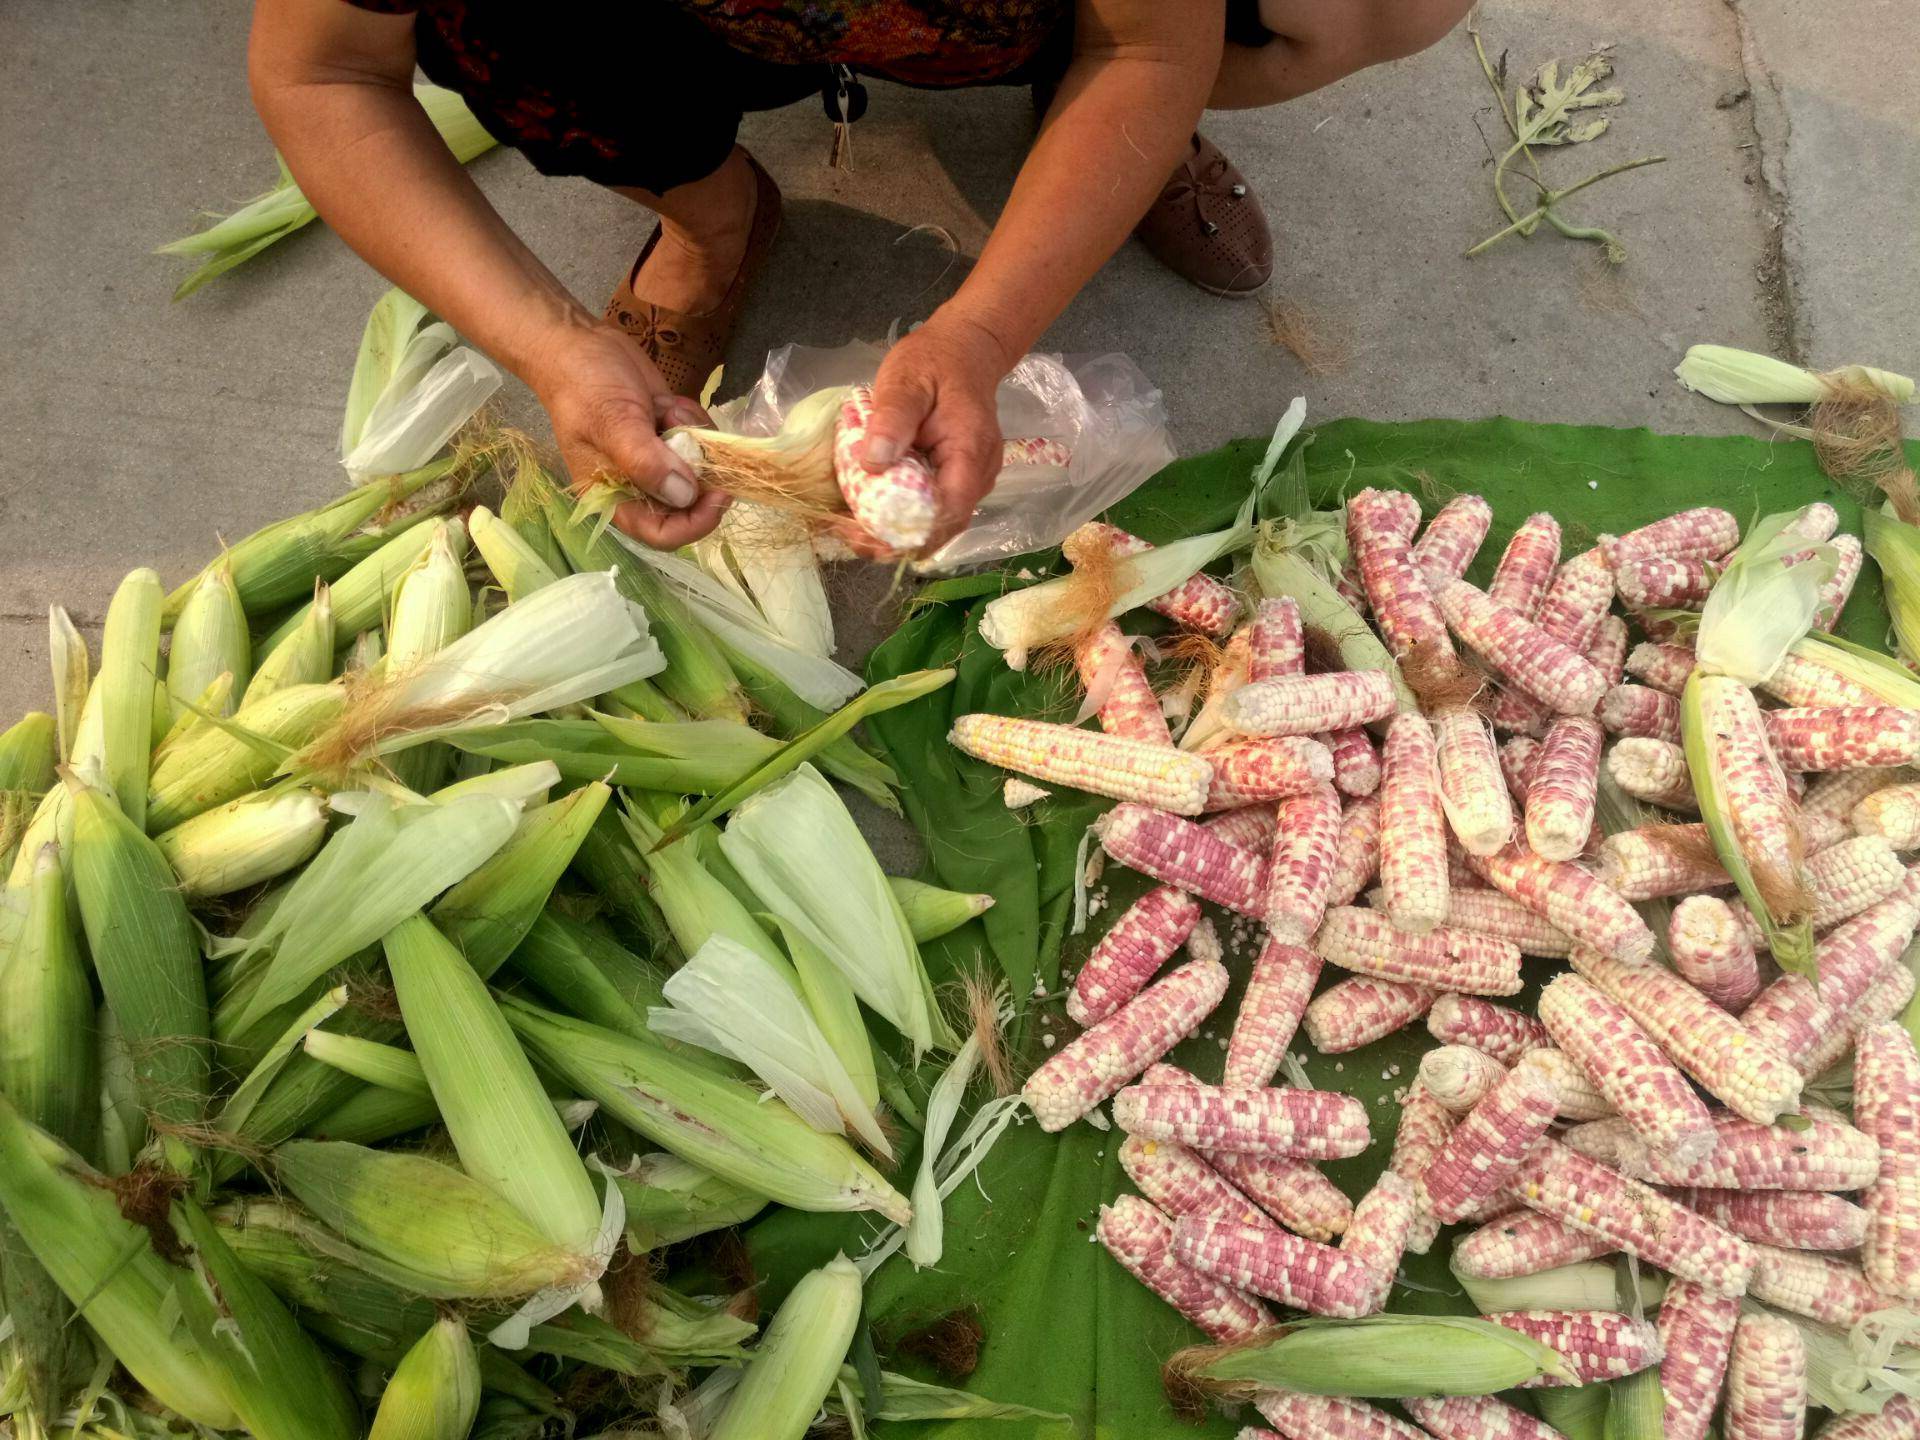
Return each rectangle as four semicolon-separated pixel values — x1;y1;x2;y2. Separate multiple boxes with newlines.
858;311;1010;554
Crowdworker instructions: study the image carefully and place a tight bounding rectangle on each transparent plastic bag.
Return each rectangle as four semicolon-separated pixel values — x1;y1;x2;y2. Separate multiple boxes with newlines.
716;339;1175;569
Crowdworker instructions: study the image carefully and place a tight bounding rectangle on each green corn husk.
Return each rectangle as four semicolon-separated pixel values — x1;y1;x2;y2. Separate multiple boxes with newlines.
0;787;32;879
611;1152;769;1249
271;1142;597;1299
302;1083;438;1148
720;639;902;811
1674;343;1915;406
1537;1386;1613;1440
3;784;66;893
429;781;610;978
568;808;676;959
772;915;881;1112
0;1095;238;1427
826;1367;1070;1424
442;716;776;794
173;1200;361;1440
150;674;174;747
156;671;235;751
70;779;211;1166
347;627;386;675
213;1009;407;1180
619;801;790;972
97;1002;148;1172
1455;1260;1664;1316
168;556;250;718
98;568;164;826
1863;507;1920;666
1604;1365;1666;1440
710;1253;863;1440
48;606;89;762
302;1032;432;1097
155;789;330;898
383;916;605;1260
0;712;56;793
430;759;558;807
888;875;996;943
368;1316;480;1440
383;519;473;793
504;910;669;1041
502;997;912;1223
469;505;561;601
254;517;449;662
247;581;338;705
147;680;346;832
1167;1315;1580;1400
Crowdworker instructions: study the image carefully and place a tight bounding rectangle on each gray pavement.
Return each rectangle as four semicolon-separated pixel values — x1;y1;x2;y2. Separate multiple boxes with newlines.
2;0;1914;732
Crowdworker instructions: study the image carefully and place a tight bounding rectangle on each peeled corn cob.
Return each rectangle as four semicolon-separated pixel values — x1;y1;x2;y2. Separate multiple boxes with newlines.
1316;906;1524;996
1805;833;1906;926
1539;973;1716;1161
1608;737;1697;810
1609;507;1740;566
1349;488;1456;663
1618;555;1715;609
1809;1396;1918;1440
1426;994;1549;1065
1477;844;1655;963
1725;1311;1806;1440
1515;1048;1613;1122
1452;1210;1615;1279
1855;782;1920;846
1740;890;1920;1069
1119;1134;1280;1233
1074;621;1173;745
1421;1063;1558;1223
1524;717;1601;862
1765;705;1920;771
1667;1188;1868;1252
1416;1044;1508;1113
1303;977;1437;1053
1112;1080;1371;1160
1224;671;1399;738
1853;1021;1920;1299
1816;531;1863;629
1436;579;1608;716
950;713;1213;813
1799;962;1917;1079
832;385;937;551
1096;1195;1271;1340
1601;683;1683;742
1205;736;1336;808
1434;706;1516;857
1248;596;1305;681
1380;713;1451;933
1563;1108;1881;1190
1081;522;1240;638
1487;1309;1664;1387
1413;495;1494;587
1225;939;1323;1088
1420;887;1574;957
1173;1212;1384;1317
1068;885;1201;1027
1656;1280;1740;1440
1404;1395;1566;1440
1387;1082;1453;1253
1328;795;1382;906
1487;514;1561;617
1256;1393;1433;1440
1748;1244;1890;1327
1626;641;1697;695
1097;803;1267;914
1207;1148;1354;1243
1328;727;1382;797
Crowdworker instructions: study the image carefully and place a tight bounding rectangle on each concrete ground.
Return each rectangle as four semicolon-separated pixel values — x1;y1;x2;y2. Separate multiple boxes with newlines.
2;0;1915;731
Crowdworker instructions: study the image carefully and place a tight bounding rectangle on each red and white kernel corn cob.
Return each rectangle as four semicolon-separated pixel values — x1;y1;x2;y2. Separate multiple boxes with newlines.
1782;501;1840;544
951;714;1213;813
1427;993;1550;1065
1569;950;1802;1124
1592;614;1630;687
1597;823;1729;899
1303;977;1439;1054
1248;596;1305;681
1854;1021;1920;1299
1532;549;1617;651
1224;939;1323;1089
1488;513;1563;617
1524;717;1603;862
1725;1312;1807;1440
1257;1392;1432;1440
1422;1063;1559;1223
1817;531;1864;630
1436;579;1609;717
1617;555;1715;610
1656;1280;1741;1440
1206;802;1280;853
1338;1172;1419;1312
1799;963;1917;1079
1224;671;1399;739
1478;845;1656;963
1073;620;1173;745
1806;833;1906;927
1487;1310;1665;1387
1417;1044;1509;1112
1741;890;1920;1069
1609;507;1740;566
1208;1148;1354;1242
1748;1244;1891;1326
1079;522;1238;638
1204;737;1336;809
1315;907;1524;996
1506;1139;1755;1295
1667;1188;1869;1252
1000;435;1074;468
1667;895;1764;1012
1412;495;1494;588
1626;641;1697;695
1563;1108;1882;1190
1368;487;1422;541
833;384;938;550
1023;956;1229;1131
1761;648;1882;708
1498;736;1540;803
1538;974;1717;1161
1380;713;1452;933
1434;706;1517;857
1068;885;1202;1027
1515;1048;1614;1122
1855;782;1920;847
1113;1080;1371;1160
1265;784;1342;942
1404;1396;1566;1440
1810;1397;1919;1440
1608;737;1697;811
1387;1086;1453;1254
1766;705;1920;771
1690;673;1811;914
1096;1196;1270;1341
1173;1213;1382;1317
1118;1134;1279;1233
1426;888;1575;957
1328;796;1382;906
1348;488;1456;663
1600;683;1683;743
1453;1209;1617;1278
1327;726;1382;798
1097;804;1267;915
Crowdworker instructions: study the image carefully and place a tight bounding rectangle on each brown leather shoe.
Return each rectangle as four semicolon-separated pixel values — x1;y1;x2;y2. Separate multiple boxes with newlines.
604;154;783;396
1134;134;1273;297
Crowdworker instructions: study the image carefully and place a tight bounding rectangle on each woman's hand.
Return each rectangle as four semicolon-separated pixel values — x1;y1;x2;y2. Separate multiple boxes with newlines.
528;320;730;549
859;311;1011;553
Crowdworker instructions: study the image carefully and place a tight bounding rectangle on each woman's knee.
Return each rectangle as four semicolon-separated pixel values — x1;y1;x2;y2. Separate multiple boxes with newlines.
1257;0;1472;71
1353;0;1475;63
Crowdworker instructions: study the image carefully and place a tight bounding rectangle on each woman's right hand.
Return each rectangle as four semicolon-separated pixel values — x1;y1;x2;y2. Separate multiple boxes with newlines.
528;318;730;549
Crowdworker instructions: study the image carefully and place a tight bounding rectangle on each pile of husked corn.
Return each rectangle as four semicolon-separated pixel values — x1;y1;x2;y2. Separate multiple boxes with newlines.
950;497;1920;1440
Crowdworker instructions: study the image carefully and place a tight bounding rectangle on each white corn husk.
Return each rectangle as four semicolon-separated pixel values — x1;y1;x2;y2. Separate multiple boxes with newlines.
338;287;502;482
155;790;329;897
702;502;836;658
469;506;563;601
47;606;89;763
1456;1260;1664;1316
1696;510;1837;685
649;935;891;1156
386;520;472;665
1676;344;1914;406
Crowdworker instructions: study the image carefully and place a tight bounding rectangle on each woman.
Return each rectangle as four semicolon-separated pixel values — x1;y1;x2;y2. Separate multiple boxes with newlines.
250;0;1467;552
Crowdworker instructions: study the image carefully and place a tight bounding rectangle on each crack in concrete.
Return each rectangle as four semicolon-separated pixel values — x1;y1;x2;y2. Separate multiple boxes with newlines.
1720;0;1802;363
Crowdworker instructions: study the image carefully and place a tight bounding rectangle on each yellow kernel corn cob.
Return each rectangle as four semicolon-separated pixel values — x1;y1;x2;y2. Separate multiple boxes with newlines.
1569;950;1801;1124
1453;1209;1617;1278
1760;649;1881;708
1609;507;1740;566
1223;671;1399;739
1422;1063;1558;1223
1097;804;1268;914
1855;782;1920;847
1725;1312;1807;1440
832;385;937;551
1498;736;1540;802
1741;890;1920;1068
1113;1080;1371;1160
1248;596;1305;681
1597;822;1729;899
951;713;1213;813
1854;1021;1920;1299
1081;522;1239;638
1807;833;1906;926
1119;1134;1281;1234
1816;532;1864;630
1666;1188;1868;1252
1617;555;1715;609
1562;1108;1881;1190
1506;1139;1755;1296
1096;1195;1271;1341
1412;495;1494;587
1436;579;1608;716
1799;963;1917;1079
1600;683;1683;743
1488;1309;1665;1387
1592;614;1630;687
1328;726;1382;798
1748;1243;1891;1326
1478;844;1655;963
1315;906;1524;996
1328;796;1382;907
1405;1395;1568;1440
1767;704;1920;772
1349;488;1456;663
1434;706;1516;858
1073;621;1173;745
1338;1172;1419;1313
1608;737;1697;811
1427;994;1550;1065
1023;956;1229;1131
1206;737;1337;810
1302;976;1438;1054
1380;714;1451;933
1656;1280;1740;1440
1667;895;1763;1011
1487;513;1563;617
1225;939;1323;1089
1515;1048;1614;1121
1525;717;1603;862
1387;1082;1453;1254
1810;1396;1919;1440
1539;974;1717;1162
1068;885;1202;1026
1626;641;1697;695
1257;1393;1432;1440
1173;1213;1385;1317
